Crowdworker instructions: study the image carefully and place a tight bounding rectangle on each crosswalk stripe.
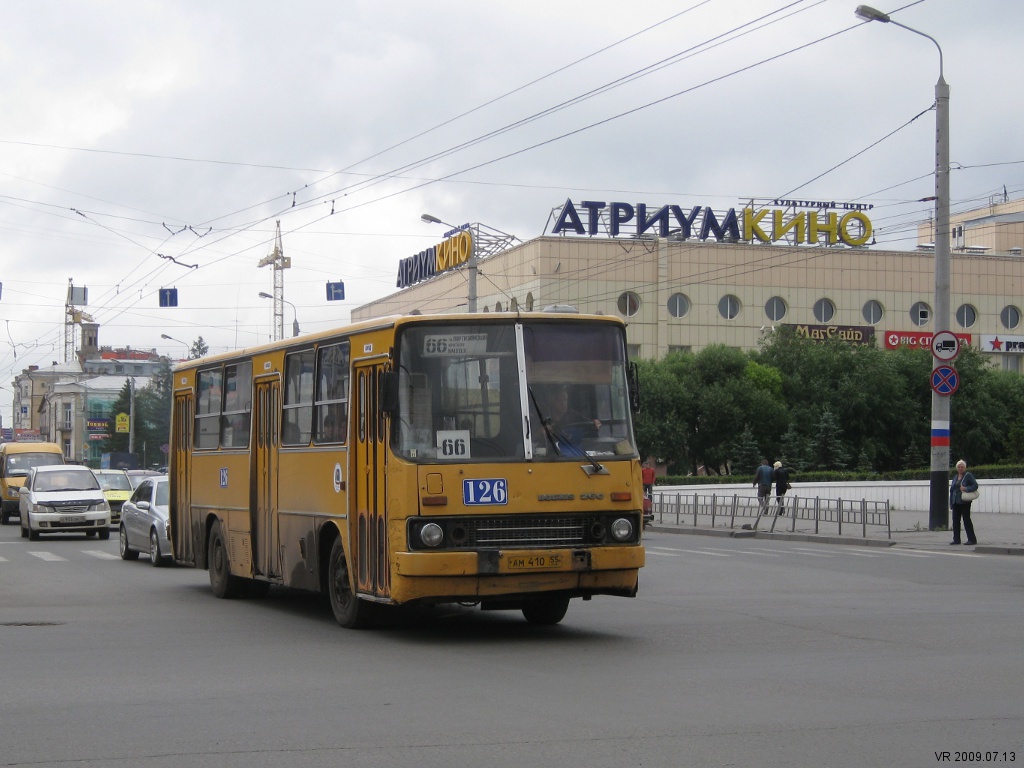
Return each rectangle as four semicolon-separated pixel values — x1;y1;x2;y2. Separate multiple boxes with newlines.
82;550;120;560
28;551;67;562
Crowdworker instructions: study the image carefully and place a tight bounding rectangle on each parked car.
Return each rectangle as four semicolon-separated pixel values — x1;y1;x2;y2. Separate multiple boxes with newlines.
92;469;133;525
119;475;171;566
125;469;161;489
19;465;111;540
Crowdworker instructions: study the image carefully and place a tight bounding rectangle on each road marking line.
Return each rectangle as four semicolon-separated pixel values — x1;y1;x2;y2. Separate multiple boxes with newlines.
28;551;67;562
677;549;730;557
82;550;119;560
875;549;930;558
703;547;780;557
897;549;980;558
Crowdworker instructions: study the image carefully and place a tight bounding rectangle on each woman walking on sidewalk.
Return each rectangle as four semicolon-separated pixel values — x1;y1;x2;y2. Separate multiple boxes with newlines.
949;459;979;545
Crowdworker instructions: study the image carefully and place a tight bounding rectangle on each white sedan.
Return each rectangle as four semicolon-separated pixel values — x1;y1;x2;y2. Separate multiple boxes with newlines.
19;465;111;540
119;475;171;566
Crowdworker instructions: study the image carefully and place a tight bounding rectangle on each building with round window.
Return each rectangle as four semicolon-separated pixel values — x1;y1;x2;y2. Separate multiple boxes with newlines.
354;196;1024;372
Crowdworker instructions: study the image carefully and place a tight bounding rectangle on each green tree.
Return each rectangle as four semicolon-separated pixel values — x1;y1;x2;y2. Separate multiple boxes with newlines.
97;361;173;468
779;422;812;472
190;336;209;360
728;423;761;476
758;330;929;471
809;406;850;471
633;352;692;473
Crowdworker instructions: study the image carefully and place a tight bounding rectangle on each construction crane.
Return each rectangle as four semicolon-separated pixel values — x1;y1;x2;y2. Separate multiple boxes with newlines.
257;221;291;341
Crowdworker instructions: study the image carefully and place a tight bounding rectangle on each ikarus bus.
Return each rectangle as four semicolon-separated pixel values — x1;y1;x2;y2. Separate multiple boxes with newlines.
169;310;645;628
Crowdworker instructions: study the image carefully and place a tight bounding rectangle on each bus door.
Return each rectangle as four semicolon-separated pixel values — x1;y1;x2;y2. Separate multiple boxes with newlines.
172;392;194;564
252;376;282;579
351;360;390;599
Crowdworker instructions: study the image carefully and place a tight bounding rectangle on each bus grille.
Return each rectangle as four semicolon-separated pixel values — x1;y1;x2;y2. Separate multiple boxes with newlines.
471;516;587;547
408;513;639;550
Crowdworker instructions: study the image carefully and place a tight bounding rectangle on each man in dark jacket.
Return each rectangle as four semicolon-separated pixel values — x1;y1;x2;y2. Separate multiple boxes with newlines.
754;458;774;514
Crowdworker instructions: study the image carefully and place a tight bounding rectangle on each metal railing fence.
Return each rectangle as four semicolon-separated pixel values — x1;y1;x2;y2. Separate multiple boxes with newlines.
650;492;891;539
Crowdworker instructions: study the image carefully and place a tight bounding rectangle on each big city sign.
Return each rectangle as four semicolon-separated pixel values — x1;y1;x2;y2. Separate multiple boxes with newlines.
549;199;874;246
884;331;972;350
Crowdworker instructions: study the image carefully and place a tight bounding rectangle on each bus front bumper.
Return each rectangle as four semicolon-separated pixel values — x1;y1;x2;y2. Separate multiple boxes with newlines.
391;545;644;603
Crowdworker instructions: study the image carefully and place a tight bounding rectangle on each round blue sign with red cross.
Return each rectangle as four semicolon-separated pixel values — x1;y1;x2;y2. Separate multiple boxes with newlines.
931;365;959;396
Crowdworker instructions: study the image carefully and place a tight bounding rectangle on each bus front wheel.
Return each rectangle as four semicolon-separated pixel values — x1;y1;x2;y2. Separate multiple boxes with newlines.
522;596;570;626
208;520;243;599
327;539;372;629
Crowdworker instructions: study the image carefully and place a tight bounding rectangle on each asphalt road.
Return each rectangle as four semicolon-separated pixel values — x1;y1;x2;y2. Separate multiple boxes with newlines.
1;525;1021;768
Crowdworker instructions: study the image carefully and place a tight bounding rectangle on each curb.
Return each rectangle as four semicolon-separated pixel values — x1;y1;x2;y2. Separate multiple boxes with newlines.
647;524;1024;554
974;545;1024;556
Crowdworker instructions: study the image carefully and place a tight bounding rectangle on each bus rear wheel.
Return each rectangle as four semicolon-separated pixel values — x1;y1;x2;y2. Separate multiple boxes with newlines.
522;596;570;626
327;539;372;629
208;520;243;599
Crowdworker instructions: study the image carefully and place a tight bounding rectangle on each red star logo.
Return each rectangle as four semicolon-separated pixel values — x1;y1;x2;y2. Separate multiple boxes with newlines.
991;337;1003;351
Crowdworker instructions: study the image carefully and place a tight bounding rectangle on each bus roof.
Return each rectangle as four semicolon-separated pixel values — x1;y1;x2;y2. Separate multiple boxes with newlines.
170;310;625;371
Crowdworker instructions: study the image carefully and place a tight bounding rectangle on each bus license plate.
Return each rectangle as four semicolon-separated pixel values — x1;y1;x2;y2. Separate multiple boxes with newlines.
60;515;86;524
507;553;562;571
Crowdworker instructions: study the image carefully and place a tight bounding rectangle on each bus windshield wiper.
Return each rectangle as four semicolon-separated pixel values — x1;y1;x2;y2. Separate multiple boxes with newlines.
528;387;561;456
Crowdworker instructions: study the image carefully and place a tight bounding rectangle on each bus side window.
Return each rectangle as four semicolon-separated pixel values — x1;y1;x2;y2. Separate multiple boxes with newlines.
195;368;223;449
314;342;349;444
283;349;314;445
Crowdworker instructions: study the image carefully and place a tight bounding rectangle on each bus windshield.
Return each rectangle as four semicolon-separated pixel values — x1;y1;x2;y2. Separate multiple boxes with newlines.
393;320;637;462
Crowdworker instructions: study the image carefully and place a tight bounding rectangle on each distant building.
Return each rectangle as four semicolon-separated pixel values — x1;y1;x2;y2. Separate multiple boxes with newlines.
9;324;164;465
354;197;1024;373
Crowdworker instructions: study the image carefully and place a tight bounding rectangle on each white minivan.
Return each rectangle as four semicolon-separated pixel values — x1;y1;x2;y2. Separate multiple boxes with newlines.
19;465;111;540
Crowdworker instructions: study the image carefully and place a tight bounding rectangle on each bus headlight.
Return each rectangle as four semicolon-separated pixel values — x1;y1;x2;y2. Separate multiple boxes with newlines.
610;517;634;542
419;522;444;548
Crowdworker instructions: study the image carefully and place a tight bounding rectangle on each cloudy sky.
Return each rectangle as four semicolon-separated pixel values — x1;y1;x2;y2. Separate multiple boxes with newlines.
2;0;1021;418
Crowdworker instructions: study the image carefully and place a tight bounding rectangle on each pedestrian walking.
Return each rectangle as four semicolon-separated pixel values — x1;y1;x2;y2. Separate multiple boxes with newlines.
949;459;979;545
773;460;791;515
641;460;656;499
754;458;774;514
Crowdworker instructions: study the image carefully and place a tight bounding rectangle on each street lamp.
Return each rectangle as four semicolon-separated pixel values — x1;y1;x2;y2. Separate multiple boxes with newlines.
160;333;190;358
259;292;300;337
422;213;477;312
855;5;951;530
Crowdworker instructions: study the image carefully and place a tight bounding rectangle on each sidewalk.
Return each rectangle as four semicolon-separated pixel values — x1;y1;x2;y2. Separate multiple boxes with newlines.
648;507;1024;556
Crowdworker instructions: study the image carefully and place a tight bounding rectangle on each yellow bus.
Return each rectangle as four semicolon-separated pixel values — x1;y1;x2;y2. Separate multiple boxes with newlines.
169;311;645;627
1;441;65;525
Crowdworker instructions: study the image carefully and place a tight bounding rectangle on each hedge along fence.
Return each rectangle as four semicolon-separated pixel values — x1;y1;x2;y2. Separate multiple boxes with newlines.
658;464;1024;487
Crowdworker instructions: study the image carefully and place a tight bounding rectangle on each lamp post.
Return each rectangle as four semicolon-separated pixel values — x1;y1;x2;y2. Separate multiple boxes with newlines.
855;5;951;530
160;333;190;359
422;213;477;313
259;292;299;337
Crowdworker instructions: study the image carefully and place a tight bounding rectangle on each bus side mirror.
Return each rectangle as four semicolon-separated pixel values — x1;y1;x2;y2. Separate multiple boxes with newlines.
379;370;399;415
628;361;641;413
